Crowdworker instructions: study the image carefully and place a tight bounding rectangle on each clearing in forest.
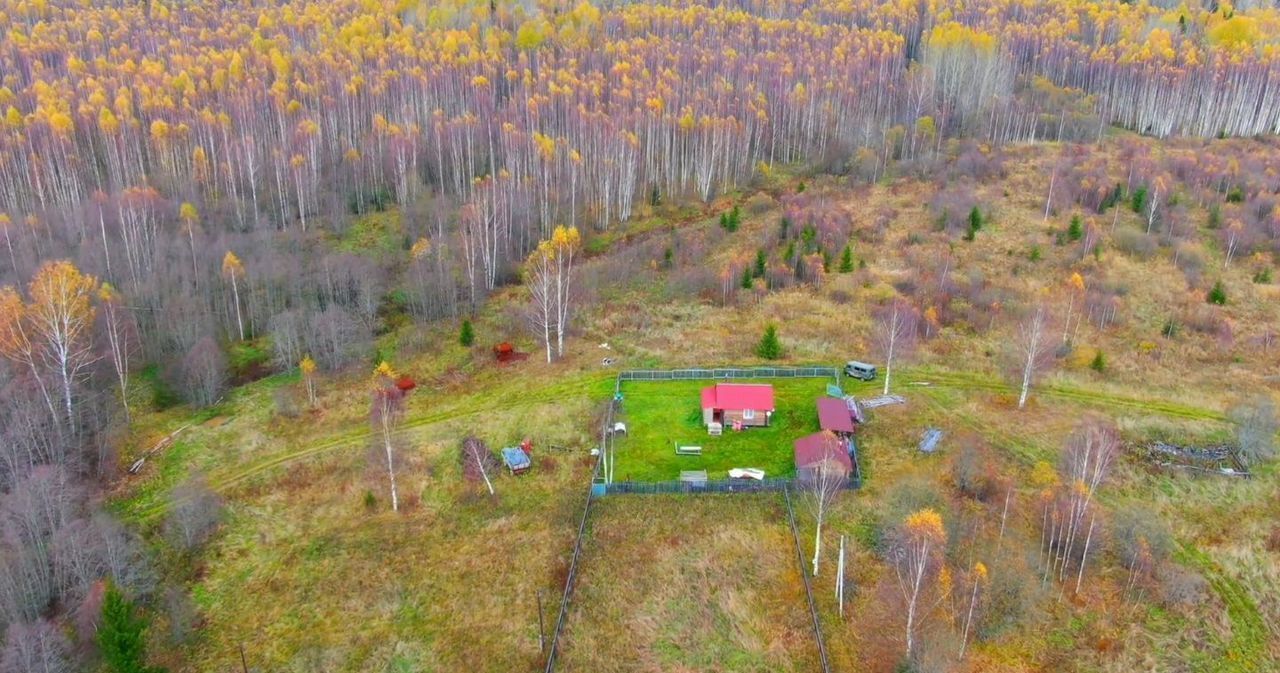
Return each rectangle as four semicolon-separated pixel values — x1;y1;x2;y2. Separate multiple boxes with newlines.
610;377;841;482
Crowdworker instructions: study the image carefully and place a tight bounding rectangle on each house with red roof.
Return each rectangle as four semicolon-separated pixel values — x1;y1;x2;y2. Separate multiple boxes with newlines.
700;383;775;429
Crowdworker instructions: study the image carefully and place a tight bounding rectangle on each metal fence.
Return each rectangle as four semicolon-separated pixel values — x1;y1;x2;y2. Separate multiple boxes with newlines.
604;475;861;495
784;487;831;673
543;459;600;673
619;366;839;382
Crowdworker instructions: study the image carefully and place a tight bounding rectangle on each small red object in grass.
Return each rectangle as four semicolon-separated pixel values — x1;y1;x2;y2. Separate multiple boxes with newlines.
395;375;417;392
521;437;532;455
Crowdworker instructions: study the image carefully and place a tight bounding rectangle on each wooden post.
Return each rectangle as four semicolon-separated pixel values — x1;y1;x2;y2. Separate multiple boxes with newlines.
537;590;546;653
239;643;249;673
836;536;846;619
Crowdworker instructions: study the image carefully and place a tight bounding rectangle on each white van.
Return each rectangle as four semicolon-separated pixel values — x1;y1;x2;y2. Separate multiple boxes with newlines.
844;361;877;381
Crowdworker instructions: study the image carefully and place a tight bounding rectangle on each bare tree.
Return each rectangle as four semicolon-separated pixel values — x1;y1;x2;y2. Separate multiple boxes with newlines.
164;474;223;552
801;432;849;576
461;437;498;495
0;619;72;673
180;336;226;407
526;242;556;363
98;284;136;423
1230;394;1277;468
958;562;988;659
874;297;919;395
1012;304;1054;409
1041;418;1119;592
370;362;406;512
889;508;947;661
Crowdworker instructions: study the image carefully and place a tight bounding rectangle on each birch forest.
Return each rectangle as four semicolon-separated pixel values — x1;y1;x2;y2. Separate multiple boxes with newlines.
0;0;1279;670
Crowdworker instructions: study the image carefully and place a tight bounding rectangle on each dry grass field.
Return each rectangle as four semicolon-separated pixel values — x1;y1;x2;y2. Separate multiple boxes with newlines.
557;495;819;673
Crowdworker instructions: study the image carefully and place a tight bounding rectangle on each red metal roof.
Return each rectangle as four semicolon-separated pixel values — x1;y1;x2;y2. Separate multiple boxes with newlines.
794;432;852;472
700;383;775;412
816;397;855;433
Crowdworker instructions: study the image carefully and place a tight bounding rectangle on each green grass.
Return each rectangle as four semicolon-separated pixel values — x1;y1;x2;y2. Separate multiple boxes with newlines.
611;378;835;482
337;210;403;255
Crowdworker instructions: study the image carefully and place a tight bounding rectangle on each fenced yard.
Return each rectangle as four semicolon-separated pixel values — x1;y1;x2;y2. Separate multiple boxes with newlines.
609;375;855;483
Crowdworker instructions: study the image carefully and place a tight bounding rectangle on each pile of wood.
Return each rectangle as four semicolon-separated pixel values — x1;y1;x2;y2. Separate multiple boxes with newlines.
128;424;191;474
1145;441;1248;477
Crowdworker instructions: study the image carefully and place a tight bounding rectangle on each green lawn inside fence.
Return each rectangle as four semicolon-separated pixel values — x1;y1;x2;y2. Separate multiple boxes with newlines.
611;377;836;483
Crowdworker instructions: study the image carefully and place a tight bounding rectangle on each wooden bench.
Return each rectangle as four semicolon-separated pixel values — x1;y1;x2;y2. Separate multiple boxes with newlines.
675;445;702;456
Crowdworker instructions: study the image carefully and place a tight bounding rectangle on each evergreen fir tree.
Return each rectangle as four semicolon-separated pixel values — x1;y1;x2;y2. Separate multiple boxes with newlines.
1067;215;1083;241
99;584;162;673
756;324;782;360
1207;280;1227;305
459;319;474;347
838;244;854;273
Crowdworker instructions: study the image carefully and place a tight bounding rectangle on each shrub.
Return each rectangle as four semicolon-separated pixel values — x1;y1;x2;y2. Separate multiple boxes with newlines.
1161;317;1179;338
459;319;475;347
1253;268;1273;284
1090;350;1105;372
1028;245;1042;262
362;489;377;510
1159;566;1207;607
756;324;782;360
1207;280;1227;305
950;438;997;501
1112;229;1156;259
1226;186;1245;203
273;387;301;418
753;249;767;278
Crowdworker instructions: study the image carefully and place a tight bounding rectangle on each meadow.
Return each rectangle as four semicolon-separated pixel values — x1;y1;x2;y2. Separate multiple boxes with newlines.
557;495;820;673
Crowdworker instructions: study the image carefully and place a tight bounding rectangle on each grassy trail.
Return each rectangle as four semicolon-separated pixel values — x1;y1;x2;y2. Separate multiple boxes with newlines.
904;367;1226;422
1177;545;1273;673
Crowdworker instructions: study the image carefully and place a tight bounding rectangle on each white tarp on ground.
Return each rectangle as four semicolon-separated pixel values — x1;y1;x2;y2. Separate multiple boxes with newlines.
860;394;906;409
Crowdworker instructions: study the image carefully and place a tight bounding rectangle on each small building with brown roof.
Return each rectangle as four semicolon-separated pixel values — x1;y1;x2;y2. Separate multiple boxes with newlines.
794;430;853;482
816;397;856;435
